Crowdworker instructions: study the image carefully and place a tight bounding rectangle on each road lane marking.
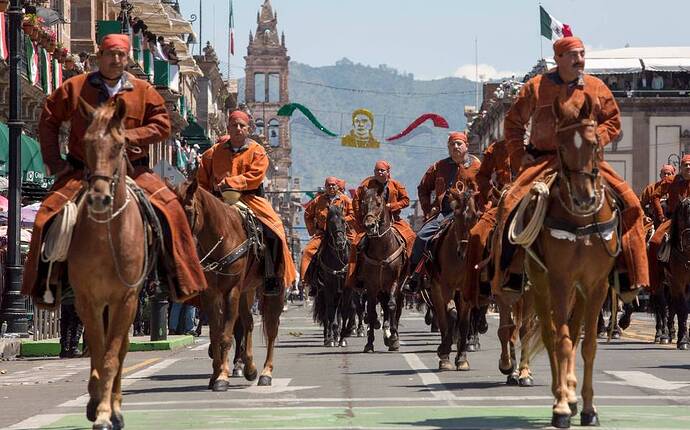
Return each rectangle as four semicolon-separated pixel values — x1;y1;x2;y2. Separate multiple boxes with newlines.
244;378;318;394
192;342;210;351
122;358;160;375
0;361;88;386
6;413;65;430
59;358;180;408
603;371;690;390
401;353;456;400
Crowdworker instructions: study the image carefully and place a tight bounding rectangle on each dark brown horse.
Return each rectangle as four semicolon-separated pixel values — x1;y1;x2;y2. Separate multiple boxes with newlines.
666;197;690;349
69;99;149;430
176;179;283;390
356;187;407;352
427;182;481;371
524;94;619;428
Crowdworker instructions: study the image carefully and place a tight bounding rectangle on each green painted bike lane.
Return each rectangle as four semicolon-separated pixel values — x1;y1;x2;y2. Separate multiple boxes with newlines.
38;405;690;429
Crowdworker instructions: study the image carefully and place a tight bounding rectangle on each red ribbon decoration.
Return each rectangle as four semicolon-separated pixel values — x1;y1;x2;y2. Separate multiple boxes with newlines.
385;113;449;142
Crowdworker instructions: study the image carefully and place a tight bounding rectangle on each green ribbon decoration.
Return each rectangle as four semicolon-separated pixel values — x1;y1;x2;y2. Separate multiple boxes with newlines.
277;103;337;137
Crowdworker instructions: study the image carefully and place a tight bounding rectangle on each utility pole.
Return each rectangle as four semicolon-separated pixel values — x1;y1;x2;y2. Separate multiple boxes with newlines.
1;0;28;336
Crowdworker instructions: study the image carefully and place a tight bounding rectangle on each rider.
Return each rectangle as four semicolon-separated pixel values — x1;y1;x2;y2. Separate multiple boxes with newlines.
647;155;690;291
405;132;481;292
465;139;523;298
23;34;207;305
346;160;416;289
492;36;649;295
197;110;297;296
301;176;355;296
640;164;675;225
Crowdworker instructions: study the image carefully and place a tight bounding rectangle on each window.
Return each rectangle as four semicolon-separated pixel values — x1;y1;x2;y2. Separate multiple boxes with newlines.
254;73;266;102
71;0;92;39
268;119;280;147
268;74;280;103
255;119;265;137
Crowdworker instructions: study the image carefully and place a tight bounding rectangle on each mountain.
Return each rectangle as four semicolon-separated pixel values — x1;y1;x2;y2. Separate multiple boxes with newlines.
239;58;479;202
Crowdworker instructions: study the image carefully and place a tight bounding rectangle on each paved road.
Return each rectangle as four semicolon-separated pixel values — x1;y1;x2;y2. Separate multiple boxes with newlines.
2;301;690;429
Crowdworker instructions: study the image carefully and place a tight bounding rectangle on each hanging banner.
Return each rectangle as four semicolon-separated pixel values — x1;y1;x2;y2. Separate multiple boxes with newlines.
385;113;449;142
277;103;337;137
39;47;51;94
51;57;62;90
341;108;380;149
0;13;8;60
24;36;40;85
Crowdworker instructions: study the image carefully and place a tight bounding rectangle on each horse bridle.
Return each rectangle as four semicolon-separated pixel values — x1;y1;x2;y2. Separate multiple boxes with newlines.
364;198;391;238
555;119;605;217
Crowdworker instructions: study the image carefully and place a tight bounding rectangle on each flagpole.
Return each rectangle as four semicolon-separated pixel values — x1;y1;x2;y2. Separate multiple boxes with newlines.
474;36;479;110
228;0;232;79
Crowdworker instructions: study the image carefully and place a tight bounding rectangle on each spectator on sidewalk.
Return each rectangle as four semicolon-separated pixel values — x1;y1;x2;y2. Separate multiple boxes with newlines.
168;302;196;335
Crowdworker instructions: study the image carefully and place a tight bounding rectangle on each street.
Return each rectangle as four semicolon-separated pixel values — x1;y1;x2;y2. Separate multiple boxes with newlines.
2;301;690;430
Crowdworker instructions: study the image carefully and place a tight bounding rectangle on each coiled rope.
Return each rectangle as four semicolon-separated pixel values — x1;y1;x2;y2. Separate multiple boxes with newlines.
40;197;81;304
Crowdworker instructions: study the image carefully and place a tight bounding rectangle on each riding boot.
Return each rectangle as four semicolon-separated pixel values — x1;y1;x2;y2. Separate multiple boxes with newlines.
501;273;523;293
69;314;84;358
59;304;71;359
263;233;282;296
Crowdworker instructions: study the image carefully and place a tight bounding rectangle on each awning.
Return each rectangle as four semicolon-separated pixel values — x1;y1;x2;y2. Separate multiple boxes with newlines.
585;58;643;75
643;58;690;72
168;36;203;77
129;0;196;38
0;122;48;185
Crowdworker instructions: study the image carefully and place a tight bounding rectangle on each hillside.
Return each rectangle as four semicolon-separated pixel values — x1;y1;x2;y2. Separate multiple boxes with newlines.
240;59;479;202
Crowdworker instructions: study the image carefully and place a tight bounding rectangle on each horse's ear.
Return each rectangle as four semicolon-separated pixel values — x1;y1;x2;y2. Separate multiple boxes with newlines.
185;178;199;202
552;97;564;124
111;97;127;124
579;93;595;120
78;97;95;120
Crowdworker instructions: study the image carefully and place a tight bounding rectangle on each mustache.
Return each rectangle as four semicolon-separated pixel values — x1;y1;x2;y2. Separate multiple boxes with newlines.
574;63;584;68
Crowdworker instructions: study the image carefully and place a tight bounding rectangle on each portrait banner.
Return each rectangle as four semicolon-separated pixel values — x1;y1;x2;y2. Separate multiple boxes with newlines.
341;108;380;149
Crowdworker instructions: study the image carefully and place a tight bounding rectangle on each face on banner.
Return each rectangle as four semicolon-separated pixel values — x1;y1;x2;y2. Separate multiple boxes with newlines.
341;108;380;149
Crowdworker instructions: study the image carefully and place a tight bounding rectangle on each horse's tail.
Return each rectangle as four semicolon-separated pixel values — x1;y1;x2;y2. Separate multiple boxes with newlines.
521;312;546;364
312;285;327;326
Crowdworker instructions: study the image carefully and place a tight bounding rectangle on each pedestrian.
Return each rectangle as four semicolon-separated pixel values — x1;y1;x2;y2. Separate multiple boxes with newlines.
168;302;196;335
59;285;83;358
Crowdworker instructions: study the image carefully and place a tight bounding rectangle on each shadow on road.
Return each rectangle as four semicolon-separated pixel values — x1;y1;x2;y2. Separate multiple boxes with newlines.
390;416;546;429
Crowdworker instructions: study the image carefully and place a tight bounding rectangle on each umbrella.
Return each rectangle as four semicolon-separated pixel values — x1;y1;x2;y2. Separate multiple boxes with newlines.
20;202;41;227
0;195;7;212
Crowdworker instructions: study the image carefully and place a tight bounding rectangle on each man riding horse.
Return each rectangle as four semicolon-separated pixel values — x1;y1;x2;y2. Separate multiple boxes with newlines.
346;160;415;289
196;110;296;295
640;164;675;225
301;176;355;297
22;34;206;305
647;155;690;292
406;132;481;292
492;36;649;295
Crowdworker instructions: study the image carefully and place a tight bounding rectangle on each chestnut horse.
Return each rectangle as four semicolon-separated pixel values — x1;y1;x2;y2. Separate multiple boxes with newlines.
68;99;150;430
666;197;690;349
176;179;283;390
357;188;407;352
523;94;619;428
427;183;481;371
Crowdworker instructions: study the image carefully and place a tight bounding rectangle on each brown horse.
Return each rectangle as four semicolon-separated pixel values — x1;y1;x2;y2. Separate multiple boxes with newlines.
523;94;619;428
666;197;690;349
176;179;283;389
357;187;407;352
68;99;149;430
427;182;481;371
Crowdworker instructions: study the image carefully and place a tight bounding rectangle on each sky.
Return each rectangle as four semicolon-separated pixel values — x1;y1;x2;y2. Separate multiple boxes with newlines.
176;0;690;81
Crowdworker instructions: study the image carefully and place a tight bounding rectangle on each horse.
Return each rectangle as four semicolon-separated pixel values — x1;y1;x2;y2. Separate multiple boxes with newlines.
176;179;283;390
495;280;536;386
68;98;150;430
357;187;407;352
666;197;690;349
312;205;352;347
522;94;620;428
426;182;481;371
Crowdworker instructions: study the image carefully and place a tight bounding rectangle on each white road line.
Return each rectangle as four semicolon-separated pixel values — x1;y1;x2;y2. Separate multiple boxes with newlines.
59;358;180;408
192;341;210;351
5;413;65;430
604;371;690;390
0;361;88;386
401;353;456;400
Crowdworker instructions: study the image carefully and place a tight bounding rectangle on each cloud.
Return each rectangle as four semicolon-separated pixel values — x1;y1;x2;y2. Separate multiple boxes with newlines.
453;64;519;82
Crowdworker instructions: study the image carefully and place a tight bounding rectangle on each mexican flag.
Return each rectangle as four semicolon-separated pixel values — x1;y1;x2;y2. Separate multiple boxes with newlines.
24;36;40;85
52;57;62;90
0;13;8;60
39;47;51;94
540;6;572;41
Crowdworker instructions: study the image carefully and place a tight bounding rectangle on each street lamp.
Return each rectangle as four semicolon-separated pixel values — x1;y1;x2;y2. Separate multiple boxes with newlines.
1;0;28;336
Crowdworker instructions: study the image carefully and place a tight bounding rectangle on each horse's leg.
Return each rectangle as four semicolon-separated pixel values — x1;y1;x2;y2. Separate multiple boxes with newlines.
258;293;283;386
326;286;338;347
566;291;586;416
670;273;689;349
93;297;136;429
455;296;472;371
431;282;452;370
202;288;226;389
239;290;257;382
549;272;576;424
109;325;129;430
363;288;377;353
518;290;536;387
496;294;517;377
232;318;244;377
580;277;609;426
75;299;106;423
386;282;401;351
211;285;238;391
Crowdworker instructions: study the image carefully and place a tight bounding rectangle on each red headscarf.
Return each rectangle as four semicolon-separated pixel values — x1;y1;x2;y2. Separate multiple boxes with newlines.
660;164;676;175
681;154;690;165
100;34;131;52
553;36;584;56
374;160;391;171
229;110;250;124
448;131;467;144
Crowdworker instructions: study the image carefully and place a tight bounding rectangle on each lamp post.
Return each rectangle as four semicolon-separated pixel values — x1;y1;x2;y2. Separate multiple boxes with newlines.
1;0;28;336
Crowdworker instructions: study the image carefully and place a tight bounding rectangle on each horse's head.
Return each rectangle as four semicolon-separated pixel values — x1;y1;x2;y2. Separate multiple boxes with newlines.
326;204;348;250
450;181;481;238
174;179;203;235
362;187;388;237
554;92;603;216
672;197;690;252
80;97;127;214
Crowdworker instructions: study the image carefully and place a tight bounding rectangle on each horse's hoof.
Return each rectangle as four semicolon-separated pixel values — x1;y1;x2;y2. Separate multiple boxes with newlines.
232;367;244;378
258;375;272;386
388;339;400;351
363;343;374;353
518;375;534;387
110;411;124;430
654;334;661;344
357;327;366;337
425;312;433;326
499;360;515;375
506;372;519;386
551;412;571;428
92;424;113;430
569;402;578;417
339;338;348;347
86;398;99;422
660;336;671;344
244;367;258;382
456;360;470;371
580;411;599;426
466;343;476;353
373;319;381;330
597;331;607;339
677;342;689;350
212;379;230;392
383;335;391;347
439;360;454;371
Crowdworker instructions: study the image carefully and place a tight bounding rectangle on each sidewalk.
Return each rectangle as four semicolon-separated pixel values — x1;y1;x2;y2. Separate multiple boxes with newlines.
18;334;195;358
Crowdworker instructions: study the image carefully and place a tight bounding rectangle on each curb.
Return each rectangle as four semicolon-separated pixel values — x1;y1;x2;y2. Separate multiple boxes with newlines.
1;338;22;359
19;335;194;357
